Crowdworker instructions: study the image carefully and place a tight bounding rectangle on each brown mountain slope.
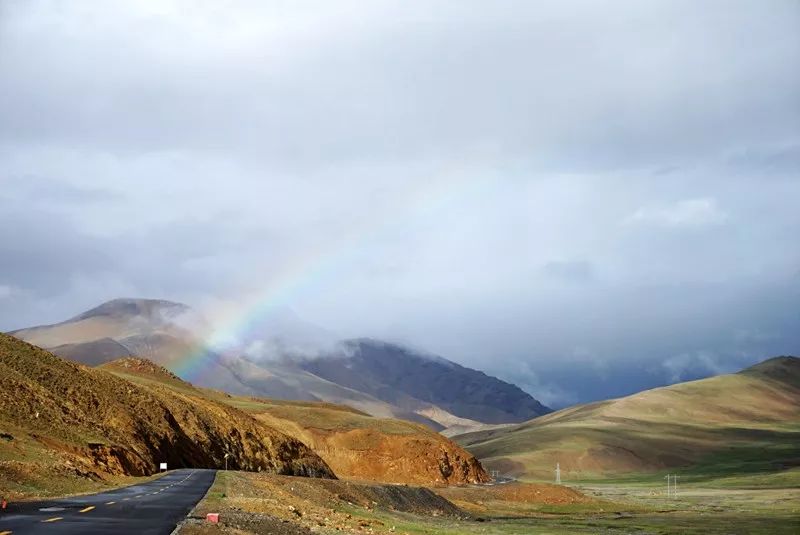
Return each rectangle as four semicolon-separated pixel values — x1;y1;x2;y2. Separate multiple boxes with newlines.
0;334;334;499
100;358;490;486
454;356;800;480
247;400;490;486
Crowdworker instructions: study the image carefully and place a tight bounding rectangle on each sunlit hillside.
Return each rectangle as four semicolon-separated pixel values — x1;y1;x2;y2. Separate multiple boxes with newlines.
454;357;800;481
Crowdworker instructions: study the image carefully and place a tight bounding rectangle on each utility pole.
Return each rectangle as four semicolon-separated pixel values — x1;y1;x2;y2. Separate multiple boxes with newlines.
664;474;679;497
555;463;561;484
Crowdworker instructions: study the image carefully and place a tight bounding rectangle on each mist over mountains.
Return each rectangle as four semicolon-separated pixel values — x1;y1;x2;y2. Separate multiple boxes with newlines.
9;292;798;410
1;1;798;412
10;298;551;433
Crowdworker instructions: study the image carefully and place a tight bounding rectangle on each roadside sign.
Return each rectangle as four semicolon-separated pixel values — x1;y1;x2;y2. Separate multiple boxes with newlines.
159;462;167;471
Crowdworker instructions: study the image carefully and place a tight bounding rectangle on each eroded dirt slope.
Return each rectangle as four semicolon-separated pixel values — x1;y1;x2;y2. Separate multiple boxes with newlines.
0;335;334;499
238;398;489;485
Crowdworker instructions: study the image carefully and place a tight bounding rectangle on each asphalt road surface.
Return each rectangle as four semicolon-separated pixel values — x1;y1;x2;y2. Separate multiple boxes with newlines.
0;468;216;535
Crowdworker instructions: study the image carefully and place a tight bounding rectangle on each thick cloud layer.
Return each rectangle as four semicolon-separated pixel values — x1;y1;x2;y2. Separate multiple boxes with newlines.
1;1;798;407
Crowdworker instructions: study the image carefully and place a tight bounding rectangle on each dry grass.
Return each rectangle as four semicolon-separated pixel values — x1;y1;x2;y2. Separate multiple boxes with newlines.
180;471;800;535
181;470;469;535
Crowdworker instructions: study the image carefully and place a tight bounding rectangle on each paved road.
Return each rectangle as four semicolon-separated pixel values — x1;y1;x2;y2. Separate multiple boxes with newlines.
0;468;216;535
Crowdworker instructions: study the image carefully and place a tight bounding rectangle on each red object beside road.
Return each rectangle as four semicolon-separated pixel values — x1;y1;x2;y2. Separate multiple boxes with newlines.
206;513;219;523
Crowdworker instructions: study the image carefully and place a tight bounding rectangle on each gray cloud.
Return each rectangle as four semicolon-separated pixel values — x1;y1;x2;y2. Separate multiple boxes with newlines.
0;0;798;406
541;260;596;284
625;198;728;228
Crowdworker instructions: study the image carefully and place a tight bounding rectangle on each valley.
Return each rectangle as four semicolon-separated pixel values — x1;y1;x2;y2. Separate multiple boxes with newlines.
3;3;797;532
2;300;798;534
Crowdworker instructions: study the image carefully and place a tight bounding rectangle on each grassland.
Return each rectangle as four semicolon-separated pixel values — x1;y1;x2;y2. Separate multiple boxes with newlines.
178;469;800;534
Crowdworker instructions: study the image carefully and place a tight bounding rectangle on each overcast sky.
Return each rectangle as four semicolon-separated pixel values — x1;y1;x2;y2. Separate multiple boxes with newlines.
1;0;798;407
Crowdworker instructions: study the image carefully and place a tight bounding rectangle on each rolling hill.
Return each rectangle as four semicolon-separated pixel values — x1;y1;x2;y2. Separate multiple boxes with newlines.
10;298;550;431
454;356;800;481
0;333;334;499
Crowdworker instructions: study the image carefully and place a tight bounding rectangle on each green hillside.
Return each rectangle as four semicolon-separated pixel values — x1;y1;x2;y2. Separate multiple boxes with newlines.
454;357;800;482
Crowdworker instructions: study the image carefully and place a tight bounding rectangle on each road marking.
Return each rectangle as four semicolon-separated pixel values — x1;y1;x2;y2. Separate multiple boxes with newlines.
42;517;63;523
105;501;116;505
135;495;143;498
79;506;95;513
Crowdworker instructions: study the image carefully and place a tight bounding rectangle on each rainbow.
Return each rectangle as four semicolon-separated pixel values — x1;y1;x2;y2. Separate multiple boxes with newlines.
172;165;498;381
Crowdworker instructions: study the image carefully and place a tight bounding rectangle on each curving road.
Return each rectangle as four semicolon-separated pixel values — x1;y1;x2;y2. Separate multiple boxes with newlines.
0;468;216;535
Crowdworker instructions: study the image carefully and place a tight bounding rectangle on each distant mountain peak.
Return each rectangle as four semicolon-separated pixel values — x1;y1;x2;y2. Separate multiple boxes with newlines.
341;338;454;366
305;338;552;424
70;298;190;322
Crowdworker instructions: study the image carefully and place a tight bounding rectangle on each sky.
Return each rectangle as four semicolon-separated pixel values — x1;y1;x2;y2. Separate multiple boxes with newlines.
1;0;798;407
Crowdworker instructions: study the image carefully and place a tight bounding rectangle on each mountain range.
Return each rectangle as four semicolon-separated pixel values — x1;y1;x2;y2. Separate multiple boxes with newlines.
9;298;550;433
